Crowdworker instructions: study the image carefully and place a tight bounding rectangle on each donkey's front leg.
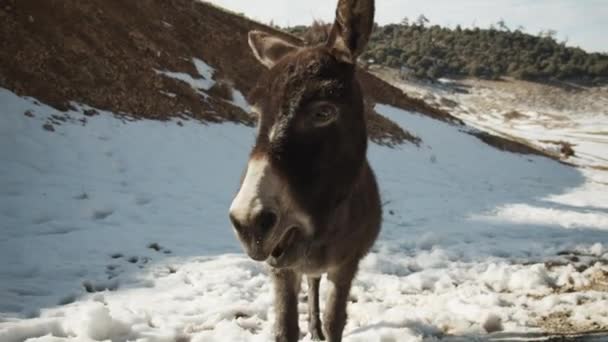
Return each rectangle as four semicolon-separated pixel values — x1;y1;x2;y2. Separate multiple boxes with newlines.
307;276;325;340
323;262;358;342
271;268;301;342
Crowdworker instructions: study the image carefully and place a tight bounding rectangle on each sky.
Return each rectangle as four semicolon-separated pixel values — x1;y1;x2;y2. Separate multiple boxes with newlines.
205;0;608;53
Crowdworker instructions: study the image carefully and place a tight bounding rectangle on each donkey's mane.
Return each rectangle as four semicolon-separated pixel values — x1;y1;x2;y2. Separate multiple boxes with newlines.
301;20;333;46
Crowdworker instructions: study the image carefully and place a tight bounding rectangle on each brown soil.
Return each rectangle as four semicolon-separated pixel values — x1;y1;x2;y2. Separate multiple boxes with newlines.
534;252;608;337
206;80;234;102
539;140;576;158
0;0;459;145
469;131;555;158
503;110;528;121
539;311;608;336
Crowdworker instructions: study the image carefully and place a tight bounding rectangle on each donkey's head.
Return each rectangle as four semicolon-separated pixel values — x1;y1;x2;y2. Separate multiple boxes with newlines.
229;0;374;268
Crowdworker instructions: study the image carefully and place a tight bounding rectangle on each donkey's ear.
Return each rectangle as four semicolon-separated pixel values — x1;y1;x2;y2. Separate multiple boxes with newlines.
248;31;299;69
327;0;374;64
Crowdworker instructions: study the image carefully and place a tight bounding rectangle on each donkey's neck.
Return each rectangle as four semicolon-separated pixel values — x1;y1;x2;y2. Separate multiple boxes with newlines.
322;157;372;234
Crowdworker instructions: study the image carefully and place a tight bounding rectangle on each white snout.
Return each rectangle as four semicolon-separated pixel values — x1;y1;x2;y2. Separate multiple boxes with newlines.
229;155;313;236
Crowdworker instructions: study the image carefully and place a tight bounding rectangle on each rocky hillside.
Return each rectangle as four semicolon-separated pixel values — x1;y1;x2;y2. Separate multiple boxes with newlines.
0;0;465;146
1;0;559;157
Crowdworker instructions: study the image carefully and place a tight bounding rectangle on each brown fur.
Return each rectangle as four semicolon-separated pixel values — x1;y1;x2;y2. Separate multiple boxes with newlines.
230;1;380;341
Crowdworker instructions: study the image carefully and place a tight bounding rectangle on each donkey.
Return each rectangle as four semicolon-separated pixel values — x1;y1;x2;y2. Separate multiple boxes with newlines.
228;0;381;341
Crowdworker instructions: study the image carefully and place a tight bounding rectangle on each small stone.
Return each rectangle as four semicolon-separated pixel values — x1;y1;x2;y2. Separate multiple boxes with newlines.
482;313;503;333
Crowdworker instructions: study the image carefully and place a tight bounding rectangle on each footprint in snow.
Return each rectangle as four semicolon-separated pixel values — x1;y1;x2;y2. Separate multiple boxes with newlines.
124;256;151;269
135;196;152;206
42;123;55;132
127;256;139;263
148;242;172;254
91;208;114;220
82;280;118;293
74;192;89;200
32;214;53;225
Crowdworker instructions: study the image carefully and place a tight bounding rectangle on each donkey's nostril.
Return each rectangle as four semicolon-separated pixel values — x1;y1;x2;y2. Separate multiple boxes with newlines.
230;209;277;237
257;210;277;234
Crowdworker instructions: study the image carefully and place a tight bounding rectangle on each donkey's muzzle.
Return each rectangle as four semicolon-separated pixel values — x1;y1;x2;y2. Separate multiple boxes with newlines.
230;209;277;237
229;209;278;260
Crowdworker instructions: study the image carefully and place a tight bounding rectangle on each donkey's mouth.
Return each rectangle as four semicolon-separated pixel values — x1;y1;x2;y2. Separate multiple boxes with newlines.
270;227;298;260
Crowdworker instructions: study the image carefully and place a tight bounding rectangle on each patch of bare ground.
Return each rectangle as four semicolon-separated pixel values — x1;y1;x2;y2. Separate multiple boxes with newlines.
446;331;608;341
0;0;455;146
469;130;559;159
206;79;234;102
539;311;608;336
558;266;608;294
503;110;528;121
533;260;608;337
506;250;608;337
539;140;576;158
586;268;608;292
543;251;608;292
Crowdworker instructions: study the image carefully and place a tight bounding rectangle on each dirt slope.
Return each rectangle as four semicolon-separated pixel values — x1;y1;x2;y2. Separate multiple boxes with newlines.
1;0;559;156
0;0;462;145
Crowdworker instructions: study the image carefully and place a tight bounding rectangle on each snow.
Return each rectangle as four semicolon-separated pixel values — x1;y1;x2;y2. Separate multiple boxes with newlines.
155;57;216;93
1;87;608;341
155;57;251;115
472;203;608;230
457;109;608;169
375;69;608;171
229;88;251;113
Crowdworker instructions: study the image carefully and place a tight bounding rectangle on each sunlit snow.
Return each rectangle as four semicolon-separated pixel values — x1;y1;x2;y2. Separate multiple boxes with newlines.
1;87;607;341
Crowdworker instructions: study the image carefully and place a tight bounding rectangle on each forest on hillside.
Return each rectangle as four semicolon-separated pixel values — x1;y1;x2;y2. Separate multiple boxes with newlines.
285;18;608;85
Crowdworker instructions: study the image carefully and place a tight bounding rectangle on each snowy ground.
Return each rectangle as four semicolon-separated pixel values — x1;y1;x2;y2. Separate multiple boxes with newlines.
372;67;608;170
1;85;608;341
